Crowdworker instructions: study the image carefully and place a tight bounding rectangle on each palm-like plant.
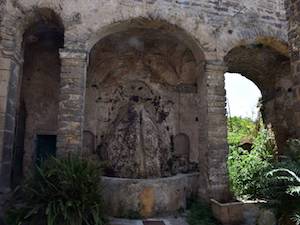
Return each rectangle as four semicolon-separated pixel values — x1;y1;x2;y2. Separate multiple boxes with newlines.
261;163;300;225
5;155;106;225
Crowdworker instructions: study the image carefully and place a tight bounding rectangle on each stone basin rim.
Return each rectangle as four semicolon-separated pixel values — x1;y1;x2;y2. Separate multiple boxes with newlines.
101;172;200;182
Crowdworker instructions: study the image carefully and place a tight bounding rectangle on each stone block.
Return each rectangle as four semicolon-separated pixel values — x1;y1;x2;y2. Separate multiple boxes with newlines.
0;98;6;113
0;69;10;82
0;58;11;71
0;80;8;97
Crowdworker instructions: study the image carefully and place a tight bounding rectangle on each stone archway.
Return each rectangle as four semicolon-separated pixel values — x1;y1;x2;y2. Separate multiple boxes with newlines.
224;40;292;153
12;8;64;186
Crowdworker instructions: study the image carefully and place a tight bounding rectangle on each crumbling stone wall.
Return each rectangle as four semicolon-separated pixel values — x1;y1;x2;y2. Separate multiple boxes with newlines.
0;0;295;203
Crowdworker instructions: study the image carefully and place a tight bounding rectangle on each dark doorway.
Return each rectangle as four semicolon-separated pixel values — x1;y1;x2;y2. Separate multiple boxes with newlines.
35;135;57;165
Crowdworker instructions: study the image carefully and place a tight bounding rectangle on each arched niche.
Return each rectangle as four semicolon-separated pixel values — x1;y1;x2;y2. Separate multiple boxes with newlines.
174;133;190;157
83;130;96;154
12;8;64;185
84;21;205;179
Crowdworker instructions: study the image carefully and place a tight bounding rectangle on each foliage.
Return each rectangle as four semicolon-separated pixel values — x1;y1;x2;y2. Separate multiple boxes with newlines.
227;117;275;198
257;141;300;225
227;115;300;224
228;146;270;198
227;116;257;146
5;155;106;225
284;139;300;162
187;200;219;225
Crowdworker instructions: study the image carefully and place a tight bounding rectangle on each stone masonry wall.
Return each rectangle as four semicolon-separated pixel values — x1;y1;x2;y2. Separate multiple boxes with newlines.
0;0;293;202
57;48;87;154
287;0;300;137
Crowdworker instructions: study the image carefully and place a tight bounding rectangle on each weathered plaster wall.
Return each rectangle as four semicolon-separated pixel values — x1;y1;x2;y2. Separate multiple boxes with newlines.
85;29;203;178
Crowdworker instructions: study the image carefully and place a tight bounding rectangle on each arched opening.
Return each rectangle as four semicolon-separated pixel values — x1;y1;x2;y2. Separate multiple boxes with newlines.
225;72;264;156
224;41;292;154
12;9;64;186
84;21;206;216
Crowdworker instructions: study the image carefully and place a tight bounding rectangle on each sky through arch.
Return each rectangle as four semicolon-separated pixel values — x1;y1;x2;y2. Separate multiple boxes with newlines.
225;73;262;120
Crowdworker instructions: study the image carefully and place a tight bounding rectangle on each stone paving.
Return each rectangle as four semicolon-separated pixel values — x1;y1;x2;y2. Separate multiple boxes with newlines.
109;217;188;225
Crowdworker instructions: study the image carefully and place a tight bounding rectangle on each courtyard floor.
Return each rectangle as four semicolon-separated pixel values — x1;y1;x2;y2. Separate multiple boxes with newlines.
109;216;188;225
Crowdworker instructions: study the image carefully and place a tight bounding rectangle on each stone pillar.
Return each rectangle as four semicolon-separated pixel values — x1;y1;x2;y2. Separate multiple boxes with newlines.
0;33;22;192
57;48;88;154
287;0;300;138
206;61;230;202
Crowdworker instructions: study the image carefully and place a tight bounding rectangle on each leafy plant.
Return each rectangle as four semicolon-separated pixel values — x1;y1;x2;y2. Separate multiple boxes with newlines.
258;160;300;225
227;116;257;146
227;119;275;198
5;155;106;225
187;200;219;225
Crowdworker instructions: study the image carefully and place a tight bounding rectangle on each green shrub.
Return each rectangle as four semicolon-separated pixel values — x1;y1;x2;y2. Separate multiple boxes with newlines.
227;116;257;146
228;126;274;198
5;155;106;225
187;200;219;225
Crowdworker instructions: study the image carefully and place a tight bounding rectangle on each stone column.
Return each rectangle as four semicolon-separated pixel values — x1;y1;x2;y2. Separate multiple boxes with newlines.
0;33;22;192
206;61;230;202
57;48;88;155
287;0;300;138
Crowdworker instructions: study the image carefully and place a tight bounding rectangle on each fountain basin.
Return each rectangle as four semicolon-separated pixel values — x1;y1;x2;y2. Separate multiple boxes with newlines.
101;173;200;218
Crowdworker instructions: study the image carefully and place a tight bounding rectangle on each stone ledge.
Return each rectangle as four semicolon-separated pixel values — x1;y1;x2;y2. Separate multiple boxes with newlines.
59;49;88;60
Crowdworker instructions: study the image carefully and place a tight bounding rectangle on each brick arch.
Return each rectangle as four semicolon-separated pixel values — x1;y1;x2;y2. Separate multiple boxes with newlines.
224;41;293;153
219;25;288;59
16;8;64;51
85;17;208;63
